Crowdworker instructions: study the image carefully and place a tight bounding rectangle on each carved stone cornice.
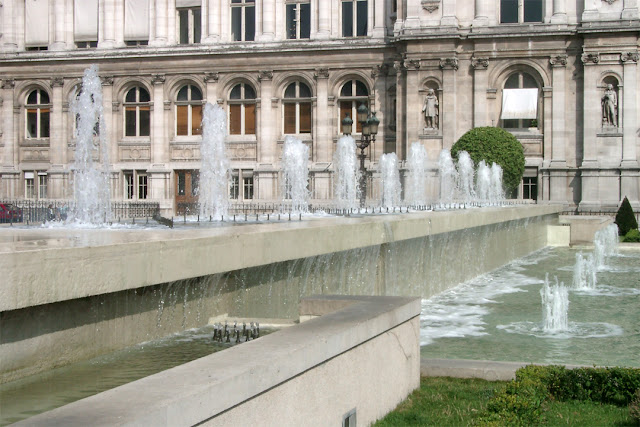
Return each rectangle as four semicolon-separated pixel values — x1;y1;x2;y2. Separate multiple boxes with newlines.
421;0;440;13
50;77;64;88
151;74;166;85
314;68;329;80
393;60;406;73
471;57;489;69
621;51;639;63
101;76;114;86
581;53;600;64
404;59;421;71
371;64;388;79
439;57;459;70
258;70;273;81
204;72;219;83
112;102;120;112
549;55;568;67
1;79;15;90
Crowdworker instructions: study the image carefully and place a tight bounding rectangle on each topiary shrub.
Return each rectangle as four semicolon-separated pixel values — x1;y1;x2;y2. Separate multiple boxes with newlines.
615;196;638;236
451;127;525;193
630;389;640;422
623;229;640;243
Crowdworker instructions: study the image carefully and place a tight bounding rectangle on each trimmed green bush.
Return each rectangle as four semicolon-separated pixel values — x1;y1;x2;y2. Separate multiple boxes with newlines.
451;127;525;192
623;228;640;243
630;389;640;422
615;196;638;236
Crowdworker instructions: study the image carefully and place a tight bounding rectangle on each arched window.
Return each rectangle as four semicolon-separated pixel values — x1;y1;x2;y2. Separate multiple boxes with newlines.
176;84;203;136
229;83;256;135
26;89;50;138
339;79;368;133
283;82;312;134
124;86;151;137
501;71;539;129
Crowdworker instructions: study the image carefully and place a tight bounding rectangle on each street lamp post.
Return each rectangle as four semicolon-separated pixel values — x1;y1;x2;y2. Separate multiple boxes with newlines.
342;104;380;208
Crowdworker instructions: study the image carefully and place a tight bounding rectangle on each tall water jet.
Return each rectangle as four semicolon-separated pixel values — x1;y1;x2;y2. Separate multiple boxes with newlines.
281;136;310;213
379;153;401;209
541;274;569;332
489;163;504;204
70;65;111;224
456;151;475;204
438;149;457;204
573;252;597;290
333;135;359;210
594;223;619;269
198;103;230;219
405;142;428;206
476;160;491;204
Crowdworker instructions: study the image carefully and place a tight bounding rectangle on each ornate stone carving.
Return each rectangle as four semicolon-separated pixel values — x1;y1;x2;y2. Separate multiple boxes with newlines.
101;76;114;86
112;102;120;112
151;74;166;85
421;0;440;13
371;64;388;79
439;57;459;70
601;84;618;127
164;100;172;110
471;57;489;69
258;70;273;81
422;89;439;129
621;51;639;63
314;68;329;79
404;59;421;70
550;55;568;67
50;77;64;87
204;72;219;82
1;79;15;89
393;60;406;73
602;0;616;4
581;53;600;64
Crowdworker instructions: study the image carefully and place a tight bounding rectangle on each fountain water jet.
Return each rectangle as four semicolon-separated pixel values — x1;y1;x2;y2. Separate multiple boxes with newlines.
198;103;230;219
281;136;310;213
405;142;428;206
541;274;569;332
475;160;491;204
333;136;359;210
438;149;457;205
379;153;401;209
573;252;597;290
456;151;475;204
70;65;111;224
489;163;504;205
594;223;619;269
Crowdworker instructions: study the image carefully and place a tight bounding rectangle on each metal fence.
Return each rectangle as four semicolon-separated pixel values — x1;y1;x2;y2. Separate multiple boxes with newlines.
0;200;160;224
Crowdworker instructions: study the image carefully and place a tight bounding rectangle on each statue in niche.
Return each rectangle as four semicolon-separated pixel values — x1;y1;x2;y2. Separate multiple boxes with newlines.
422;88;439;129
601;84;618;127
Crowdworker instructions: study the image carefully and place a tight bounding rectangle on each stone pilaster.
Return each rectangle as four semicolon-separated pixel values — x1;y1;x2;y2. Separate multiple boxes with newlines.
440;0;458;26
439;57;458;150
622;0;639;19
2;0;18;51
316;0;330;39
551;0;567;24
203;0;220;43
258;0;275;41
314;68;330;163
620;51;639;205
2;79;16;173
473;0;489;27
579;52;602;210
100;0;117;48
151;74;167;165
471;57;488;127
51;0;67;51
549;55;567;166
150;0;168;46
372;0;386;38
405;59;420;157
48;77;66;198
394;60;406;158
258;71;274;164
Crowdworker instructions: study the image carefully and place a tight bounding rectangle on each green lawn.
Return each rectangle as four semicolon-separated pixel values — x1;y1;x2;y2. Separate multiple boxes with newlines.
374;377;636;426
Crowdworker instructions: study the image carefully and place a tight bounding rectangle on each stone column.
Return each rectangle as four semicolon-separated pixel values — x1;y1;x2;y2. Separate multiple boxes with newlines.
441;0;458;26
1;79;16;172
100;76;117;172
2;0;18;51
394;0;404;32
473;0;489;26
394;61;406;158
258;71;274;164
48;78;66;198
579;52;601;210
151;74;167;165
100;0;117;48
550;55;568;165
372;65;387;163
204;0;220;43
204;72;219;104
114;0;125;46
372;0;386;38
439;57;458;149
620;52;639;206
551;0;568;23
314;68;330;163
622;0;639;19
405;0;421;28
259;0;275;41
405;59;420;158
151;0;168;46
316;0;330;39
582;0;599;21
471;57;488;127
51;0;66;50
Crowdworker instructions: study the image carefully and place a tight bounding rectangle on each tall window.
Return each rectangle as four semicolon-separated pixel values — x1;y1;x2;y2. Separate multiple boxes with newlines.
339;79;369;133
243;176;254;199
231;0;255;41
24;171;47;199
176;84;203;136
523;177;537;200
283;82;312;134
500;0;543;23
25;173;36;199
501;72;539;129
26;89;50;138
342;0;368;37
178;7;201;44
124;170;149;199
38;174;48;199
138;173;148;199
286;1;310;39
230;175;239;199
229;83;256;135
124;86;151;137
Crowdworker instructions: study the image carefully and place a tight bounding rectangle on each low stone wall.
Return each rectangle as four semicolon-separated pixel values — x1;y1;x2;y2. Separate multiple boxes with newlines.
17;296;421;427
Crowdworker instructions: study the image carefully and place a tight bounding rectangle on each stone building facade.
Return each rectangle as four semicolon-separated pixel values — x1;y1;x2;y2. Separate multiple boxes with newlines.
0;0;638;214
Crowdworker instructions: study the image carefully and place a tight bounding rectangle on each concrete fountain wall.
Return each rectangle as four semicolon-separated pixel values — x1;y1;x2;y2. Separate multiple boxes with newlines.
0;204;563;383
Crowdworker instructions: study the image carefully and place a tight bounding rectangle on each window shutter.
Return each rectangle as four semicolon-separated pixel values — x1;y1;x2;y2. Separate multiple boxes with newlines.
501;89;538;120
74;0;98;41
245;104;256;135
124;0;150;40
25;0;49;46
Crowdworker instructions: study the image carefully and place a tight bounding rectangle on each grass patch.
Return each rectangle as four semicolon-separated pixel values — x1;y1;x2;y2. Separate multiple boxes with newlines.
375;375;638;426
